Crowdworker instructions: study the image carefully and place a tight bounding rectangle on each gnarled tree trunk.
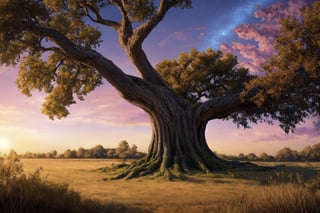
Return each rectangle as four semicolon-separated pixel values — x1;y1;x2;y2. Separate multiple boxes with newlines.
112;98;233;179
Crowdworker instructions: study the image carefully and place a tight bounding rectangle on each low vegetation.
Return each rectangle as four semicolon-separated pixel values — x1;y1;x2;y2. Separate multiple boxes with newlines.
223;170;320;213
2;151;320;212
19;140;146;160
218;142;320;162
16;142;320;163
0;151;149;213
223;183;320;213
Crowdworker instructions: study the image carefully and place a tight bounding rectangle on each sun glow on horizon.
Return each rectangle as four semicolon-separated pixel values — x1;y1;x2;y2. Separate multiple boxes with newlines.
0;137;11;154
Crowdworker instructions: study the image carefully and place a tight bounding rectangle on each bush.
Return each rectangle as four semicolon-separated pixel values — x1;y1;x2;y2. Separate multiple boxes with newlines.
0;151;150;213
0;169;83;213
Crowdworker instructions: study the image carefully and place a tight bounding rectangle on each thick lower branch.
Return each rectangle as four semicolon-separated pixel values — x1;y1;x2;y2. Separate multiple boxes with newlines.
195;90;266;125
28;26;176;113
196;93;242;123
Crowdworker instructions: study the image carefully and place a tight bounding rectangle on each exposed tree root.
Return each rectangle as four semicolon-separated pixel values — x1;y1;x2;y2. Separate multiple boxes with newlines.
101;157;271;181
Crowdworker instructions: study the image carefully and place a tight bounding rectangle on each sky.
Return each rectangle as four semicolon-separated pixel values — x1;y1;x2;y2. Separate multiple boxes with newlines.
0;0;319;156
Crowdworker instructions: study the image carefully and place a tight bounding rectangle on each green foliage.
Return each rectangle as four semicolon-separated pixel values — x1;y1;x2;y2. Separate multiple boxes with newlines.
122;0;156;22
117;0;192;22
0;0;102;119
243;1;320;133
157;48;254;103
0;0;193;120
0;0;46;65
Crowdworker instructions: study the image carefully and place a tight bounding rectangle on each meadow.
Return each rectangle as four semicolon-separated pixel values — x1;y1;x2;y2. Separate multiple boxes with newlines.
19;158;320;213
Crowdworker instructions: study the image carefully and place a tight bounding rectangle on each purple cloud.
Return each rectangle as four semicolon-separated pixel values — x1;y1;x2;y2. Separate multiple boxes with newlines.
156;25;207;48
68;86;149;126
220;0;309;73
295;126;320;137
255;125;320;143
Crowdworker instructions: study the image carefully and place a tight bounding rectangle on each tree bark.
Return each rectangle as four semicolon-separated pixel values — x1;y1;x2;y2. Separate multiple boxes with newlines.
112;99;233;180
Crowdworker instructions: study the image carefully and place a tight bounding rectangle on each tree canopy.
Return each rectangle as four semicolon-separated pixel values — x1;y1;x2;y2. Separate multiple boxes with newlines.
157;49;254;103
0;0;319;178
242;1;320;132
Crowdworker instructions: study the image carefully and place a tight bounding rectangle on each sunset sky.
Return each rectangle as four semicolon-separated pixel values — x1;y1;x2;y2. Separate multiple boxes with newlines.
0;0;319;156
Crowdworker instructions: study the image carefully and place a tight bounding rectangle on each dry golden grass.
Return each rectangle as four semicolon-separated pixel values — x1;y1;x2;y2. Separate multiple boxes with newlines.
226;184;320;213
21;159;320;213
1;157;149;213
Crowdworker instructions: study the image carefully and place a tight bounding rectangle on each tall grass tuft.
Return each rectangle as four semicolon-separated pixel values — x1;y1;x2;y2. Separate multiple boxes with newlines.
208;170;320;213
228;184;320;213
0;150;150;213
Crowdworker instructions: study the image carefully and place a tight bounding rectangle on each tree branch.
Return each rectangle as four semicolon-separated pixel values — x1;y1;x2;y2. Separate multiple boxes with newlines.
130;0;173;47
108;0;171;87
81;1;176;88
24;25;179;115
196;93;244;124
28;26;139;96
195;85;309;128
195;81;273;124
108;0;133;47
83;3;119;29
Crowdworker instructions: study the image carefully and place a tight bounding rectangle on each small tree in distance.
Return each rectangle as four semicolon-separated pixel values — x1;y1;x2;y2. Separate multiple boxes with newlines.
0;1;319;179
275;147;300;162
76;147;86;158
259;152;274;162
63;149;76;158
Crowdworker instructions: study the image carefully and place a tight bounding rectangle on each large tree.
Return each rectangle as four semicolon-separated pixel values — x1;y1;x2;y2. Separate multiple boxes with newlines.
0;0;319;179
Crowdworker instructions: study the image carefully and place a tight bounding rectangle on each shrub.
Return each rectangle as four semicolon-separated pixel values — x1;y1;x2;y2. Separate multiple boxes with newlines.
0;151;150;213
0;150;23;183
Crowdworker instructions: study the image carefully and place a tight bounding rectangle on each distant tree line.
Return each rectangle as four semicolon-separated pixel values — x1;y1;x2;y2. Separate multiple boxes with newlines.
218;143;320;162
20;140;146;160
19;141;320;162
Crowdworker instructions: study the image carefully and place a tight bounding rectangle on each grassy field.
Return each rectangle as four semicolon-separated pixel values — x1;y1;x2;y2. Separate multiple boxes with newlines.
21;159;320;213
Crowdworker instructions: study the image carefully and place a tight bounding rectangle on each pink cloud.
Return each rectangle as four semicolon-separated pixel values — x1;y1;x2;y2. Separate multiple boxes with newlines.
157;25;207;48
157;39;168;47
295;126;320;137
220;0;309;73
0;64;149;127
220;43;233;53
0;65;18;76
233;23;278;54
187;26;208;31
172;31;187;41
253;122;320;143
198;32;205;40
254;0;306;21
67;86;149;126
254;2;284;22
206;119;320;155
